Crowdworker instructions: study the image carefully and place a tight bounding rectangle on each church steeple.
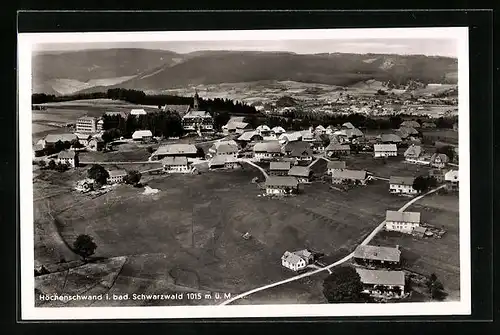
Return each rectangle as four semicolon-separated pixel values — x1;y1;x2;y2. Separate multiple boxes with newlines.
193;89;199;111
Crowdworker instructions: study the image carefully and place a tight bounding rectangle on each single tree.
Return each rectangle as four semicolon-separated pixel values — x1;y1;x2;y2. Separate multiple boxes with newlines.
124;170;141;185
38;160;46;168
71;139;84;149
323;266;365;303
412;175;429;193
48;159;56;170
146;146;154;154
87;164;109;186
196;147;205;158
72;234;97;261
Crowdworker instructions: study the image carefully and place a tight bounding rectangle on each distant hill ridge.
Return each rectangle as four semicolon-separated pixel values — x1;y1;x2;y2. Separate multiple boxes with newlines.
32;49;458;95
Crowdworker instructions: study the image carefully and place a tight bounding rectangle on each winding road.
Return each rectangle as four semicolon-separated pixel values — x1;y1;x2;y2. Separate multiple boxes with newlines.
219;184;446;306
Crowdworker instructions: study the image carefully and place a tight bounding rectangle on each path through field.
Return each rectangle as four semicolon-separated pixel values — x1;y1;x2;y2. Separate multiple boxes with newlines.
219;184;446;305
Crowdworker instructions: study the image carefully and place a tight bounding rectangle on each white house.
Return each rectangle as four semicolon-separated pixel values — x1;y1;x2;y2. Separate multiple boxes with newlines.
281;249;313;272
389;176;417;195
151;144;198;160
162;157;191;173
356;268;405;297
132;130;153;142
57;150;78;167
445;169;459;192
272;126;286;135
74;133;92;146
265;176;299;195
256;125;272;136
331;169;369;185
404;144;423;163
278;132;302;144
385;210;421;234
108;169;127;184
130;108;147;116
237;131;263;143
208;140;239;159
430;153;450;169
327;160;346;175
182;110;214;131
374;144;397;158
253;141;283;161
208;155;240;169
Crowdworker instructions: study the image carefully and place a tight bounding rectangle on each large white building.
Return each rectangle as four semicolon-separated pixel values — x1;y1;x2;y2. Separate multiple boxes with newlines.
253;141;283;161
181;92;214;131
162;157;191;173
281;249;313;272
76;116;98;134
374;144;398;158
385;210;421;234
389;176;417;195
108;169;127;184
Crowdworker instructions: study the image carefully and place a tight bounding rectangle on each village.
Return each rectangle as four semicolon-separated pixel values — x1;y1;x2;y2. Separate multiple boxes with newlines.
32;89;459;304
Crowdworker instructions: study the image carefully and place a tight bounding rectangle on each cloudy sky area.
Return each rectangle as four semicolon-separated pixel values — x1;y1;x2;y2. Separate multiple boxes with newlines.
34;38;457;58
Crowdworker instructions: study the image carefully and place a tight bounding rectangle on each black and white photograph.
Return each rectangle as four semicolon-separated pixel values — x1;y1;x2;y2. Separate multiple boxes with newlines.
19;27;470;319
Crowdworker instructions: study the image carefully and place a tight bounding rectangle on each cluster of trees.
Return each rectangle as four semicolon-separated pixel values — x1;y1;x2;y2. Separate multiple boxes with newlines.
323;266;367;303
42;139;83;156
87;164;109;186
413;175;438;193
123;170;142;187
36;159;69;172
32;92;107;104
426;273;447;301
435;144;456;162
73;234;98;262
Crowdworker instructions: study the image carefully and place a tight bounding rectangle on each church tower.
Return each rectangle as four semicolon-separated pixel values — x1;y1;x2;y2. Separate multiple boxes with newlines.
193;90;199;111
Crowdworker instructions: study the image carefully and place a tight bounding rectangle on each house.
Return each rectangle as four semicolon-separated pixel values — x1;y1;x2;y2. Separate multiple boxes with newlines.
237;131;263;143
353;245;401;267
33;144;45;157
356;268;405;297
253;141;283;161
256;125;272;136
278;132;302;144
208;140;239;158
108;169;127;184
269;161;291;176
208;156;240;169
412;226;428;238
76;116;98;133
88;137;104;152
281;251;308;272
389;176;417;195
42;133;79;149
182;110;214;131
96;119;104;132
57;150;78;167
74;133;92;147
379;134;402;144
130;108;147;116
445;169;459;192
331;169;369;185
132;130;153;142
325;125;336;135
428;169;446;183
223;120;252;135
152;144;198;160
342;122;355;129
401;120;421;128
404;144;422;163
374;144;397;158
162;104;191;116
283;141;313;162
301;130;314;142
430;153;450;169
314;125;326;135
272;126;286;135
385;210;421;234
327;160;346;175
162;157;191;173
288;166;312;183
345;127;364;139
264;176;299;195
325;143;351;157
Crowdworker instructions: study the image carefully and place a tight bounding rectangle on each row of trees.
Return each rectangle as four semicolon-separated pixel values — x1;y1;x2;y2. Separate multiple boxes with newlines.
413;176;438;193
87;164;142;187
42;139;83;156
36;159;69;172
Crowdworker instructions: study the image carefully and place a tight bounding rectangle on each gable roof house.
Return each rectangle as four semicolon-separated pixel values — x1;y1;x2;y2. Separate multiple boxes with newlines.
272;126;286;135
444;169;459;191
379;134;402;144
283;141;313;161
353;245;401;267
182;110;214;131
281;251;308;272
237;131;263;143
389;176;417;195
132;130;153;142
152;144;198;160
57;150;78;167
325;143;351;157
265;176;299;195
253;141;283;160
269;161;291;176
107;169;127;184
278;132;303;144
401;120;421;128
162;156;191;173
327;160;347;175
404;144;423;163
42;133;79;148
430;153;450;169
288;166;312;183
331;169;369;185
385;210;421;234
355;268;406;297
374;144;397;158
208;141;239;158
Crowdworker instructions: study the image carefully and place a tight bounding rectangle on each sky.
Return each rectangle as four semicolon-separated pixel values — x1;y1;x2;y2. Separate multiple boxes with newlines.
33;38;458;58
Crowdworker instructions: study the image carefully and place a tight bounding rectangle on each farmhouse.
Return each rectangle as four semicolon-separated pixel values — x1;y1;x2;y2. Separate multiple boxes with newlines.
379;134;402;144
223;120;252;135
42;133;78;149
272;126;286;135
132;130;153;142
327;160;346;175
33;144;45;157
265;176;299;195
281;251;308;272
162;157;191;173
401;120;420;128
300;130;315;142
404;144;423;163
428;169;446;183
283;141;313;162
355;268;405;297
256;125;272;136
237;131;263;143
353;245;401;267
278;132;302;144
208;155;240;169
331;169;369;185
269;161;291;176
445;169;459;192
385;210;421;234
345;127;364;139
288;166;312;183
325;143;351;157
57;150;78;167
108;169;127;184
253;141;283;161
374;144;397;158
162;104;191;116
130;108;147;116
389;176;417;195
74;133;92;146
182;110;214;131
208;141;239;158
152;144;198;160
88;137;104;152
76;116;98;133
430;153;450;169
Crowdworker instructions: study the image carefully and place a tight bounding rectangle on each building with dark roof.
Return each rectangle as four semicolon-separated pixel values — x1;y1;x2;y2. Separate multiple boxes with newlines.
265;176;299;195
353;245;401;268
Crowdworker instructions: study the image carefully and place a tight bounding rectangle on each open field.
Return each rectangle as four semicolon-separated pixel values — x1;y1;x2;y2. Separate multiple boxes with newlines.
345;153;433;179
34;160;415;306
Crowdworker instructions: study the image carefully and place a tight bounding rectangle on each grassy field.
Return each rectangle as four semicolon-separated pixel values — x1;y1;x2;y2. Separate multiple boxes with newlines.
345;153;433;179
